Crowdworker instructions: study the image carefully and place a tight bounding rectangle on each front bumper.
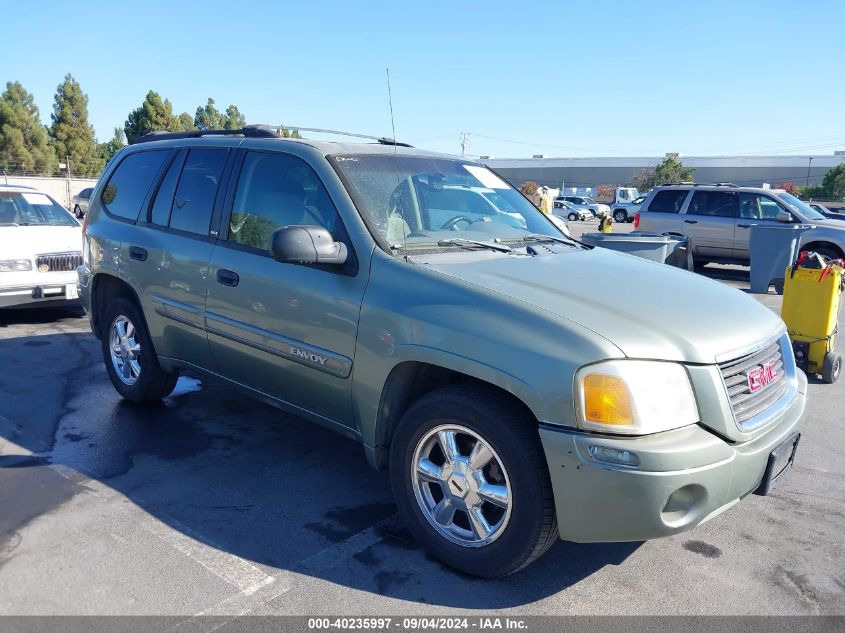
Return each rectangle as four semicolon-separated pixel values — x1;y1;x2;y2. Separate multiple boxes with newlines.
539;371;807;543
0;272;79;309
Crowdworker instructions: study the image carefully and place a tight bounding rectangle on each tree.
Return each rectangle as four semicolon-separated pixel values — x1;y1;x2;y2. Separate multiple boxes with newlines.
799;164;845;201
194;98;225;130
194;99;247;130
97;127;125;163
176;112;195;131
0;81;57;174
224;104;246;130
630;154;694;190
49;74;101;176
520;181;539;196
124;91;182;144
281;127;301;139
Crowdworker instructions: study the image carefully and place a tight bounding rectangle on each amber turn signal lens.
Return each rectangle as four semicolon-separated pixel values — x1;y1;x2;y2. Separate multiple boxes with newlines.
582;373;634;425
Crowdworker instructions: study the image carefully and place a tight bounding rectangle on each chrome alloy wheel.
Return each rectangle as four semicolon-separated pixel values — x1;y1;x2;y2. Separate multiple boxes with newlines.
109;315;141;386
411;424;512;548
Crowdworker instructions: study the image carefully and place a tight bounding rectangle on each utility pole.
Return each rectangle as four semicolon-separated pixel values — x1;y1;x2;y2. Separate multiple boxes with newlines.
66;155;71;209
806;156;813;187
460;132;470;158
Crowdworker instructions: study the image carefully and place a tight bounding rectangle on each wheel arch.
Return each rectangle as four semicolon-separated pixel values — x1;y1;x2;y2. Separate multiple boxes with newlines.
366;359;538;470
801;240;844;259
90;273;143;339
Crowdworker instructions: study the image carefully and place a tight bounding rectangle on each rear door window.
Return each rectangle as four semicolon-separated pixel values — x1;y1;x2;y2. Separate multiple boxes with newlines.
169;149;228;235
101;150;169;221
149;151;186;226
687;191;738;217
646;190;688;213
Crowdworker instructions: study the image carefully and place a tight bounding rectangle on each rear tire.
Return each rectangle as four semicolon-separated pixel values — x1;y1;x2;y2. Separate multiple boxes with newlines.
567;213;577;221
613;210;627;223
822;353;841;384
389;384;558;578
101;296;178;402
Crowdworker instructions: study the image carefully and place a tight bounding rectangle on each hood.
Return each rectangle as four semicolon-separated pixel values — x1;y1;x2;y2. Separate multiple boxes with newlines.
0;225;83;260
423;248;784;364
809;218;845;229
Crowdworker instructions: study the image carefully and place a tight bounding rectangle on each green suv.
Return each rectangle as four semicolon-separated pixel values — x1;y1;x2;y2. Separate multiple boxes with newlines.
78;126;806;578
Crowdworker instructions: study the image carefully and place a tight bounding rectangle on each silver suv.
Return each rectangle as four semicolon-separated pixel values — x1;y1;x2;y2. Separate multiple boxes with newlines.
636;184;845;264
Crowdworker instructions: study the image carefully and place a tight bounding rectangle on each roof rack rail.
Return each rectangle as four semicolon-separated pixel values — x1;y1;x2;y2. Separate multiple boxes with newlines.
132;125;278;145
276;124;413;147
660;182;738;187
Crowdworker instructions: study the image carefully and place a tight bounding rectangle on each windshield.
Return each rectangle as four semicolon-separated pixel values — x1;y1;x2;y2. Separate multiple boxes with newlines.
0;191;78;227
332;155;566;248
777;192;826;221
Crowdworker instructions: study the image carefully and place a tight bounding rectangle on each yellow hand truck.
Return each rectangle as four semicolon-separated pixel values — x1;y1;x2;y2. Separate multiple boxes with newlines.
781;252;843;383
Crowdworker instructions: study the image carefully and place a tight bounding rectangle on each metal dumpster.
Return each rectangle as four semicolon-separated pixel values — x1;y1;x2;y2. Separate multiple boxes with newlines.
580;232;691;269
749;223;815;294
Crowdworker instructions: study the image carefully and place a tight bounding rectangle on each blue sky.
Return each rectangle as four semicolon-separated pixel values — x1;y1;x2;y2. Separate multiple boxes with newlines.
4;0;844;157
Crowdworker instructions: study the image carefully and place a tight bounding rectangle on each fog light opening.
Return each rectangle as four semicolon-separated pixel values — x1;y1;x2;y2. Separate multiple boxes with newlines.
588;445;640;467
661;484;708;527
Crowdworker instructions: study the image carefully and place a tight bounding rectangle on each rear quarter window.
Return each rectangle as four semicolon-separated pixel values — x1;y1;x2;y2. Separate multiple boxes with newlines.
646;190;688;213
101;150;169;221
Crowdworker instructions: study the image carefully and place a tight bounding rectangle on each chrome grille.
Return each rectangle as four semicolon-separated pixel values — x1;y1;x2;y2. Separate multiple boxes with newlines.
36;252;83;272
719;340;787;425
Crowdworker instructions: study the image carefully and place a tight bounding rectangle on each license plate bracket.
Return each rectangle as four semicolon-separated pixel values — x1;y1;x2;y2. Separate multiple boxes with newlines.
755;432;800;496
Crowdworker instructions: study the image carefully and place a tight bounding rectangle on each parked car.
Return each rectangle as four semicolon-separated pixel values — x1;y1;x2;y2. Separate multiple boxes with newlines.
808;202;845;220
636;183;845;265
79;127;805;578
559;195;610;219
0;184;82;309
71;187;94;218
611;194;647;223
554;198;590;221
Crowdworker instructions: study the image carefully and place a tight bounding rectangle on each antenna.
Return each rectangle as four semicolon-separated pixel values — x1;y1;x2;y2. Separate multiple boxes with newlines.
386;68;408;257
460;132;470;157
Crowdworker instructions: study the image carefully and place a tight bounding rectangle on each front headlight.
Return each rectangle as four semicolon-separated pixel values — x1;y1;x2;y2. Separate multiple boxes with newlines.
0;259;33;272
574;360;699;435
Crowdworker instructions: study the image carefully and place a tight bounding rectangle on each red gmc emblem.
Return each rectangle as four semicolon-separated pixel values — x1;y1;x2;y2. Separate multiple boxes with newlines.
748;360;778;393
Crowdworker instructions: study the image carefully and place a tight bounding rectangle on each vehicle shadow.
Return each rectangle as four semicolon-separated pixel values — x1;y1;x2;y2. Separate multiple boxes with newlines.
0;305;86;328
0;330;642;609
694;264;750;285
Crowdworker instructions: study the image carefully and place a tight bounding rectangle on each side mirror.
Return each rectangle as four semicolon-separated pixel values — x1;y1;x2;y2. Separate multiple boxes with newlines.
270;225;348;265
776;211;793;223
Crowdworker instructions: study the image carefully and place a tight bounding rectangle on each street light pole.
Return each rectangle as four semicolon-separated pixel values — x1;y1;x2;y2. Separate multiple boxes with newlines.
806;156;813;187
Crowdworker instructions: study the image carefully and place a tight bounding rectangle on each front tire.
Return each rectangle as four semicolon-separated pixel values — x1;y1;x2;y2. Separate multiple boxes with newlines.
101;296;178;402
389;384;558;578
613;210;627;223
567;212;577;221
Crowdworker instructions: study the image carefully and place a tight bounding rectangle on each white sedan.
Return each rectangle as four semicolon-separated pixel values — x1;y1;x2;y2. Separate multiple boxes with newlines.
0;185;83;309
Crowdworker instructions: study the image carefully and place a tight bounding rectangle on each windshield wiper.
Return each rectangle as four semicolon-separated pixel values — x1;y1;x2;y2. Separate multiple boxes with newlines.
521;233;576;245
437;238;512;253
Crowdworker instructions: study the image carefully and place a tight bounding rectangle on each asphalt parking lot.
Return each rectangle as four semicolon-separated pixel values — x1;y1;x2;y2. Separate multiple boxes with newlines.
0;236;843;616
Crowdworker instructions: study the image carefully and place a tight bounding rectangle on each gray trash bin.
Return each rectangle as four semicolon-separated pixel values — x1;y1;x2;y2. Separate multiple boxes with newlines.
580;232;691;269
749;224;816;294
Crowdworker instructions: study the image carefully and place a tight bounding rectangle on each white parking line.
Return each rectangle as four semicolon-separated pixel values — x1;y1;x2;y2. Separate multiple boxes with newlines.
47;462;279;598
138;511;276;595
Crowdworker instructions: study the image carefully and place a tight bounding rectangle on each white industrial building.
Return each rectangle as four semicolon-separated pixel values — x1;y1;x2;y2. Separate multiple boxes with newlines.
481;154;845;192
